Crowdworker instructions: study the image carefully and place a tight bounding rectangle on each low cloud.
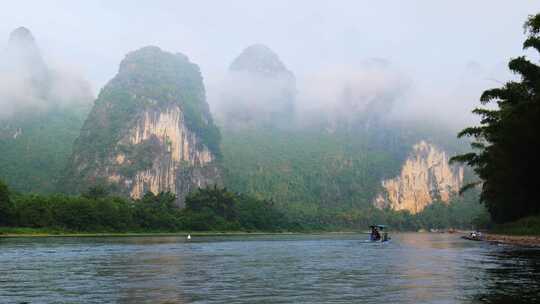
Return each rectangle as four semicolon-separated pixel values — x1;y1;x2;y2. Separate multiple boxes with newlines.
211;69;296;128
0;29;93;119
296;59;410;128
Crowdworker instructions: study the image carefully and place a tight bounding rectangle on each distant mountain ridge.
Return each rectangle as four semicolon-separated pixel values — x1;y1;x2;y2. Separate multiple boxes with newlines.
230;44;292;77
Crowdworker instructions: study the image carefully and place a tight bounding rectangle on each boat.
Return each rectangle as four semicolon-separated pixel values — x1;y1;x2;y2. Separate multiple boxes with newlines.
369;224;391;242
461;231;484;241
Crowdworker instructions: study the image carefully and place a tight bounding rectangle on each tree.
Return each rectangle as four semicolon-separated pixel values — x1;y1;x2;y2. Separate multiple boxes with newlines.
82;184;109;200
133;191;181;230
0;180;11;226
451;14;540;223
185;185;237;221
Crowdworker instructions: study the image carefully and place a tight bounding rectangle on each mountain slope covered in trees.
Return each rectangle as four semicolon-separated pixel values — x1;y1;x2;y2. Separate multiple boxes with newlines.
217;45;475;218
0;27;93;193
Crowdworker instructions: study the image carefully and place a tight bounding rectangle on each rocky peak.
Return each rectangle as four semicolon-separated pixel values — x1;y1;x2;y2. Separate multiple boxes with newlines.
5;27;46;72
230;44;291;77
216;44;296;129
118;46;190;77
374;141;464;213
9;27;36;47
2;26;49;102
64;46;221;205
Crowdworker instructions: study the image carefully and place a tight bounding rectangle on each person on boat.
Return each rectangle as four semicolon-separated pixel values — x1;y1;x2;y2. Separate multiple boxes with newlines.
370;226;381;241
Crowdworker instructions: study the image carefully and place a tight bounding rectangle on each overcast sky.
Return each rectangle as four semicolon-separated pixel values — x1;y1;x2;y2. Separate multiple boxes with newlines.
1;1;539;125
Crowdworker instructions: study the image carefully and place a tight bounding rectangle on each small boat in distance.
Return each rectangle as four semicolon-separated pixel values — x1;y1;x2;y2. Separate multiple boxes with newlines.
369;225;391;242
461;231;484;241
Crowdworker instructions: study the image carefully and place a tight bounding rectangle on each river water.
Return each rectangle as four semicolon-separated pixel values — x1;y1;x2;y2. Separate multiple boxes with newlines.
1;233;539;304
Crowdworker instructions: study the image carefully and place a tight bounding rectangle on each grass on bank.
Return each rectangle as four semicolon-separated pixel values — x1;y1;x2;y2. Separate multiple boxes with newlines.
0;227;66;236
0;226;361;238
491;215;540;236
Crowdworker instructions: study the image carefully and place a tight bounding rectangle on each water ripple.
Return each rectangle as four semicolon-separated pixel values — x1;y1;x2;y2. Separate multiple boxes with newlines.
1;233;539;303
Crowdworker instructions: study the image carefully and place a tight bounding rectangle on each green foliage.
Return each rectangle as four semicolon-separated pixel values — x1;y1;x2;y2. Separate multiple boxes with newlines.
82;184;110;200
261;190;487;232
10;194;134;231
493;215;540;235
133;191;183;230
221;122;465;211
451;14;540;223
221;127;403;210
116;139;159;177
185;186;237;221
0;179;11;226
0;104;90;193
413;190;488;230
183;186;286;231
218;120;482;230
0;184;485;233
0;183;290;233
78;87;137;160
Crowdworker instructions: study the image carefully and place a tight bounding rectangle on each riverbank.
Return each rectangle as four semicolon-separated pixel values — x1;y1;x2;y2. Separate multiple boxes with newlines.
491;215;540;236
476;215;540;247
482;233;540;248
459;232;540;247
0;227;361;238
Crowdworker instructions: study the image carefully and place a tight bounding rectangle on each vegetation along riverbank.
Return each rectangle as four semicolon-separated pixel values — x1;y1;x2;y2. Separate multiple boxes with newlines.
0;178;489;235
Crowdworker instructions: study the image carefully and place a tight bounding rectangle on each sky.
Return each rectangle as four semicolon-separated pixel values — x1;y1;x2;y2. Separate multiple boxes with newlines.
1;1;539;126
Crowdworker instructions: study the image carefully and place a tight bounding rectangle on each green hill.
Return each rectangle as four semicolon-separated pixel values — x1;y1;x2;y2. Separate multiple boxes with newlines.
0;27;93;193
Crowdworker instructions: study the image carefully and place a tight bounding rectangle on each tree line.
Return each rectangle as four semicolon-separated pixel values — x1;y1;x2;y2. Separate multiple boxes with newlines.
0;182;288;232
451;13;540;223
0;179;486;233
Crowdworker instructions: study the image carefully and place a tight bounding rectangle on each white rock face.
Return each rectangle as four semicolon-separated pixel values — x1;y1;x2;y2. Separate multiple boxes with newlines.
115;106;215;200
128;106;213;165
374;141;464;213
103;105;218;203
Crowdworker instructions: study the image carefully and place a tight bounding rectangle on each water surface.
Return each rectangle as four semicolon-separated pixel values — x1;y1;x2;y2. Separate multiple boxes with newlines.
1;233;539;303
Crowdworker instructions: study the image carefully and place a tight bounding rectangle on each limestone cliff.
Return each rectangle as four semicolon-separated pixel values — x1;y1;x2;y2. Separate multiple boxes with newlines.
374;141;463;213
64;46;221;205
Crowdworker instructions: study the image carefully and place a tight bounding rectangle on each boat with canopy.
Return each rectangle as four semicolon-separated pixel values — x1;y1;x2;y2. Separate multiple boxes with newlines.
369;224;390;242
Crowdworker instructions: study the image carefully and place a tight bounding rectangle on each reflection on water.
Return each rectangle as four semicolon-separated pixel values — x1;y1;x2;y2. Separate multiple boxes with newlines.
468;248;540;304
0;233;539;303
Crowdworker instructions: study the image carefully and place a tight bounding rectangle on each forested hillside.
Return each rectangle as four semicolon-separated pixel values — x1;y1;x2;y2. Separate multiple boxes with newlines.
216;44;481;222
0;105;90;192
0;27;93;193
222;123;471;209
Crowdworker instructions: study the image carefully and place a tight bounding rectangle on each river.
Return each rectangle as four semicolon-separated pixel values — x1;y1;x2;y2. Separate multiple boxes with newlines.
1;233;539;303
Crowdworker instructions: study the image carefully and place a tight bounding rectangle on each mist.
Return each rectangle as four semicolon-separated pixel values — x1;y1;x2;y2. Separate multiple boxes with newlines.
1;1;538;127
295;59;410;128
0;27;93;118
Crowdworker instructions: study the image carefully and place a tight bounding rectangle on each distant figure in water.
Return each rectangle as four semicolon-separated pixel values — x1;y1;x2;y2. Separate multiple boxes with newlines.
187;234;191;240
370;226;381;241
